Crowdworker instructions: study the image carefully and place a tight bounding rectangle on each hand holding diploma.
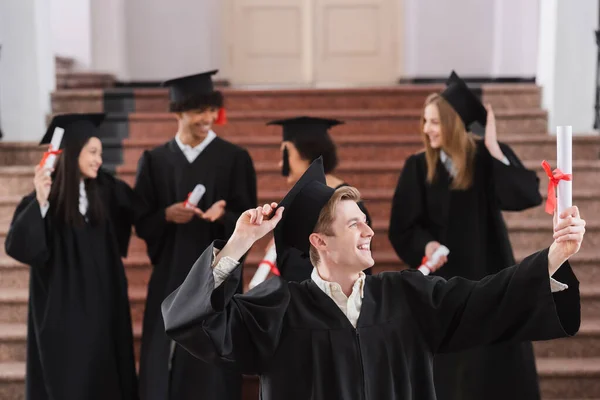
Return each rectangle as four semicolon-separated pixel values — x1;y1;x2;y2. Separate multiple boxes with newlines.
33;164;53;207
549;206;586;276
423;241;448;272
420;243;450;275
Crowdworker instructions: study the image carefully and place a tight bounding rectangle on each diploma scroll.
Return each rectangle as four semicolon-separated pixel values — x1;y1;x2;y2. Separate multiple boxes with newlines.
39;127;65;176
184;184;206;209
249;244;279;289
556;126;572;217
418;245;450;276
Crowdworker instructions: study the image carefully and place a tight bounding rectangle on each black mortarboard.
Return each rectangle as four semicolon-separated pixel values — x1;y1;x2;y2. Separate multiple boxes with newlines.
440;70;487;132
161;70;224;112
40;113;105;149
274;157;335;258
268;116;344;176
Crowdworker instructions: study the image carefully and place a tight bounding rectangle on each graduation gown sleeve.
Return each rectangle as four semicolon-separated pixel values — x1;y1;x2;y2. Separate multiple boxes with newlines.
220;150;257;238
134;151;169;263
399;248;580;354
489;142;543;211
98;169;136;258
388;154;436;267
5;193;50;266
162;240;289;374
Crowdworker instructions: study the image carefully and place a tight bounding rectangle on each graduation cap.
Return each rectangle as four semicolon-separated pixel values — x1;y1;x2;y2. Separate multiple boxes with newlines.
40;113;105;149
440;71;487;133
267;116;344;176
162;70;226;122
274;157;335;258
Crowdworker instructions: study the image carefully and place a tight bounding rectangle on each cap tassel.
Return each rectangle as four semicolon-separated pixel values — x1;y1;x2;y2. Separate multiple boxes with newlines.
215;107;227;125
282;146;290;177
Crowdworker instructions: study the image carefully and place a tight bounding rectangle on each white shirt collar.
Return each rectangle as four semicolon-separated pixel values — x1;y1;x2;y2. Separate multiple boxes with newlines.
175;130;217;163
311;268;366;299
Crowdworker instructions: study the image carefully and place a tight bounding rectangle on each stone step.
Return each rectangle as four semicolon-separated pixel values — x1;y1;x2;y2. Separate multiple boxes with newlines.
126;109;548;140
120;134;600;168
115;158;600;195
534;320;600;358
0;317;597;367
56;72;116;90
0;287;147;325
128;214;599;256
0;182;597;240
538;358;600;398
1;245;598;294
0;357;599;399
0;205;597;263
50;84;542;114
1;215;587;266
0;362;24;400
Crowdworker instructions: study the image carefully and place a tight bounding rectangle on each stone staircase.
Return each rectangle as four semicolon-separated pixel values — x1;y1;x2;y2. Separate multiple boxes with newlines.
0;84;598;399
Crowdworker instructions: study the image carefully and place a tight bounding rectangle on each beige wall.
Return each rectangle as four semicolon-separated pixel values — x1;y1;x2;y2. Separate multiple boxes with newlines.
51;0;541;82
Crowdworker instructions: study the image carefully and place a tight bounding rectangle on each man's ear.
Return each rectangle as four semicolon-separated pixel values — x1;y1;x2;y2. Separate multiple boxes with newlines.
309;232;327;251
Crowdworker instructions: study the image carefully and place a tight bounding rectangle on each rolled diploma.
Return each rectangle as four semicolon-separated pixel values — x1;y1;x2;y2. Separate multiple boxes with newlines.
249;243;277;289
185;184;206;208
556;126;572;217
418;245;450;276
42;127;65;174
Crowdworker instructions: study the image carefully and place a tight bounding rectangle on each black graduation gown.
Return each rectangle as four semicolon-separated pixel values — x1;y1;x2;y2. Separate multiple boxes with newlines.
5;170;138;400
161;240;579;400
277;182;373;282
134;137;257;400
388;140;544;400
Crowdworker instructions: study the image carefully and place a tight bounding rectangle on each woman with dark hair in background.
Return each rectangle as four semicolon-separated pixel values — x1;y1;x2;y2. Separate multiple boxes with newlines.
250;116;373;287
388;72;546;400
5;114;139;400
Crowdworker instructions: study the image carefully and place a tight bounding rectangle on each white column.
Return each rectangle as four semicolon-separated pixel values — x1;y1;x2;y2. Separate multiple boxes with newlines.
50;0;92;70
0;0;56;142
537;0;599;134
491;0;539;78
124;0;222;81
90;0;129;79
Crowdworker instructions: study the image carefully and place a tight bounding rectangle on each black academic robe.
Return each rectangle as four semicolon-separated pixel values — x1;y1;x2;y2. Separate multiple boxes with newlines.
161;240;579;400
277;182;373;282
388;140;544;400
5;170;138;400
134;137;257;400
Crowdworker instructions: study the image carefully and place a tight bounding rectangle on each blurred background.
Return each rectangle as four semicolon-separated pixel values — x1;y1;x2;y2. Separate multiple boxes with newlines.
0;0;598;399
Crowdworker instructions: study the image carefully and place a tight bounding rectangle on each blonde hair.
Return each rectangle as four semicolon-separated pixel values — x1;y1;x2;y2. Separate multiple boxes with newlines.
422;93;476;190
309;186;361;266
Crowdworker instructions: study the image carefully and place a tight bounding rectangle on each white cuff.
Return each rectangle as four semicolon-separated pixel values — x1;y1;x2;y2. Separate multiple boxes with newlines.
40;202;50;218
211;247;240;288
550;277;568;293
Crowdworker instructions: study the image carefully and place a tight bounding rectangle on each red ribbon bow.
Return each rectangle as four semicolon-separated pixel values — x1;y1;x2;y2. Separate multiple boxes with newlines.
183;191;194;208
38;145;63;168
541;160;572;215
260;260;280;276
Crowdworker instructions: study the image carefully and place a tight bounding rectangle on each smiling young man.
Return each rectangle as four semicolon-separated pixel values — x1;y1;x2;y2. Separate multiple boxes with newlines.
161;158;583;400
134;70;257;400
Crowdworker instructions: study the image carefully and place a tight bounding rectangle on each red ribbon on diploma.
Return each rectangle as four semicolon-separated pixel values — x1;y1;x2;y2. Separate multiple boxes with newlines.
183;192;193;208
260;260;280;276
541;160;572;215
38;145;63;167
420;256;431;273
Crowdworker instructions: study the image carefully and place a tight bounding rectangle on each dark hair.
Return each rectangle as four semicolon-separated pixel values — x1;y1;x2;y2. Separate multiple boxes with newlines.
169;91;224;112
48;136;105;227
293;135;339;174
